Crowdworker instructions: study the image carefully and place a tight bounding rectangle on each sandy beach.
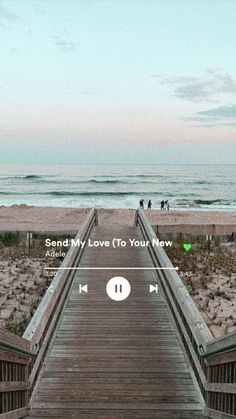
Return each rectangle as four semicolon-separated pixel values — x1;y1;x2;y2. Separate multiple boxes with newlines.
0;205;235;338
0;204;236;232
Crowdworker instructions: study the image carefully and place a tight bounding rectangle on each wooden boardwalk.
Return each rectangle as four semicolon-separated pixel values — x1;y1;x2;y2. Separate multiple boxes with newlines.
29;225;205;418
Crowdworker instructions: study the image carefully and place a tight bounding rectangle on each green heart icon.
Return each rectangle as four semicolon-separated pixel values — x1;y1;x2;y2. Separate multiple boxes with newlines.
183;243;192;252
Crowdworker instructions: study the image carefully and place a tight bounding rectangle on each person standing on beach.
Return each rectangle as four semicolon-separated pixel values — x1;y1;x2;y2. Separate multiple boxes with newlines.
165;200;170;210
139;199;144;209
147;200;152;210
161;200;165;210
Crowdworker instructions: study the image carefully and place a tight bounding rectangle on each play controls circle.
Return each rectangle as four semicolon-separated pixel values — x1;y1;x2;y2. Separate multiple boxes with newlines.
106;276;131;301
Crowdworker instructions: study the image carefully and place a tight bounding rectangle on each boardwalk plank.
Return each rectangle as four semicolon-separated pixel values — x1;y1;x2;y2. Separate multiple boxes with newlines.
29;226;204;417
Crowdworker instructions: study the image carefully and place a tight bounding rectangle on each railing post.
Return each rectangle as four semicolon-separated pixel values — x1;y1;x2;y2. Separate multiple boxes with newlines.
94;208;98;226
0;329;33;417
134;209;139;226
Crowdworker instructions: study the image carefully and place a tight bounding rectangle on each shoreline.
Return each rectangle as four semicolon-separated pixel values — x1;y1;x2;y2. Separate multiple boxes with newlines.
1;204;236;213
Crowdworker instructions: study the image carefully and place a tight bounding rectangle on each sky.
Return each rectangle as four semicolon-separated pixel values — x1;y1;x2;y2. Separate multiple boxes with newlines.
0;0;236;164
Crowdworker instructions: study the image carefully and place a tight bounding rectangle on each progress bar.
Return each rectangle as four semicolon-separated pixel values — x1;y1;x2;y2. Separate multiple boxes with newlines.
44;266;179;270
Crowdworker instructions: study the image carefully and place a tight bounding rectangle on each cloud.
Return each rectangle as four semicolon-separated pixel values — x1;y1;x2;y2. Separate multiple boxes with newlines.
198;104;236;118
0;4;21;23
161;69;236;102
185;104;236;127
198;105;236;118
54;35;76;53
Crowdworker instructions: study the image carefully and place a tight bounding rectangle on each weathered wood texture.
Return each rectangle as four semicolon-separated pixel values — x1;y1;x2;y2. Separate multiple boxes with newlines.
0;210;97;418
137;209;236;418
29;226;204;418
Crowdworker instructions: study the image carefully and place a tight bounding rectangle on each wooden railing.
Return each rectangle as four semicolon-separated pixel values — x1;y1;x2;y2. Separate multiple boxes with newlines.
136;209;236;419
204;332;236;418
1;207;235;418
0;329;32;419
0;208;98;418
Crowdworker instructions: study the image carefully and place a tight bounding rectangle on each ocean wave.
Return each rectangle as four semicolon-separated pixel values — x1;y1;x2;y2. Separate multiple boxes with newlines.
49;191;139;196
194;199;225;205
1;175;44;180
46;179;130;185
176;198;236;207
0;176;165;185
90;179;131;184
0;190;234;205
24;175;42;179
169;180;212;185
91;174;164;178
88;179;162;185
0;191;168;197
14;175;213;183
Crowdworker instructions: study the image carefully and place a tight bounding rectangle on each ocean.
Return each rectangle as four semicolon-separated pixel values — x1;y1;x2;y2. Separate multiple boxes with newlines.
0;164;235;210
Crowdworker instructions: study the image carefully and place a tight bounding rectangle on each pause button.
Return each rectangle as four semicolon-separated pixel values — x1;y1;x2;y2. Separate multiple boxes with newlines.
106;276;131;301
